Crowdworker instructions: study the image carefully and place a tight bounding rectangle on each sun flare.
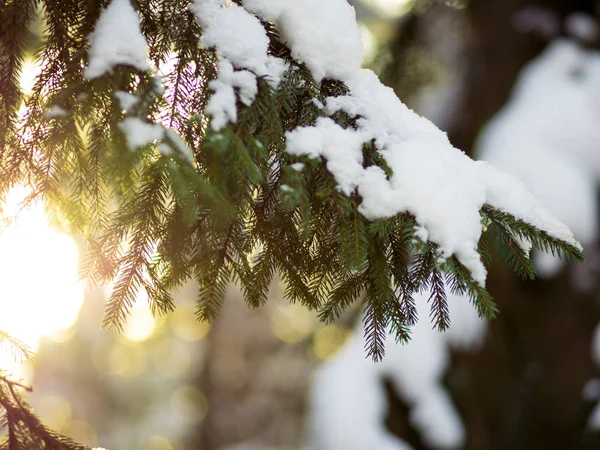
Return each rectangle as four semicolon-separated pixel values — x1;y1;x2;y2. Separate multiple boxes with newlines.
0;187;84;377
362;0;414;16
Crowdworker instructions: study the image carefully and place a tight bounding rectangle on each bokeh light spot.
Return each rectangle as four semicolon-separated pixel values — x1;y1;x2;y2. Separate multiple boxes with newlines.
0;187;84;376
36;395;72;432
151;339;190;378
170;302;210;342
146;435;174;450
271;304;318;344
312;325;352;360
170;386;209;424
107;343;148;377
361;0;414;17
123;300;158;343
68;420;98;447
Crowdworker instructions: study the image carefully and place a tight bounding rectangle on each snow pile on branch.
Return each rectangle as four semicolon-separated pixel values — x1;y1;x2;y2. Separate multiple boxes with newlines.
84;0;151;79
204;60;258;131
477;39;600;276
192;0;580;285
114;91;139;112
287;69;578;286
243;0;363;81
119;118;164;149
309;286;487;450
189;0;288;130
119;118;195;164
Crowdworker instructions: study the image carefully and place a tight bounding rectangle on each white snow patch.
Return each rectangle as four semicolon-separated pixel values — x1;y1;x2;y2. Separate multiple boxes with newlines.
44;106;68;119
119;117;164;149
152;76;166;95
205;60;258;131
410;387;465;449
290;162;305;172
286;117;364;196
189;0;287;85
243;0;363;82
84;0;151;79
589;403;600;430
114;91;138;112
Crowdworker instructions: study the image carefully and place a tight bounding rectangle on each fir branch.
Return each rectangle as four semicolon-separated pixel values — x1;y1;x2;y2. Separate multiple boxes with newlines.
0;331;33;363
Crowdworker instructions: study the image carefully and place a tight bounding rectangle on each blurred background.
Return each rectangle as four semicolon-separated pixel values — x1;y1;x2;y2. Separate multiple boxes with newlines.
5;0;600;449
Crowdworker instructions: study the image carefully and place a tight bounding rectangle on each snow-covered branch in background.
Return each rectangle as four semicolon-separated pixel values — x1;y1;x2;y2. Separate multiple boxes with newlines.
477;39;600;278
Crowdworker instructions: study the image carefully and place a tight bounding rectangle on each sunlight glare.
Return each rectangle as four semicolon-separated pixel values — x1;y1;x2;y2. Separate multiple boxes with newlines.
0;187;84;376
19;59;42;96
362;0;414;16
122;293;159;342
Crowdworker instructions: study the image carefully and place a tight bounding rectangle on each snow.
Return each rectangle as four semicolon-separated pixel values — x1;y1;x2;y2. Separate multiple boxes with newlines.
118;118;194;164
44;106;68;119
191;1;267;74
287;68;579;286
476;39;600;276
589;404;600;430
204;60;258;131
189;0;287;82
290;162;305;171
114;91;139;112
191;1;580;283
84;0;151;79
409;388;465;449
152;76;166;95
309;286;486;449
286;118;365;196
119;118;164;149
118;117;194;163
189;0;288;130
243;0;363;82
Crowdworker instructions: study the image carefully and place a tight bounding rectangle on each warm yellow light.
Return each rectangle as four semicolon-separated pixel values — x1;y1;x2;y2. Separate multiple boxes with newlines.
145;435;174;450
362;0;414;16
170;301;210;342
271;303;318;344
170;386;209;424
122;293;159;342
312;325;352;361
19;59;42;96
0;187;84;377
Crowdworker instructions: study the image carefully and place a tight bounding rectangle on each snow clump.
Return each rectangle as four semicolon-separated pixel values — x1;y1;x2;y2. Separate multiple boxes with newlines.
84;0;151;79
